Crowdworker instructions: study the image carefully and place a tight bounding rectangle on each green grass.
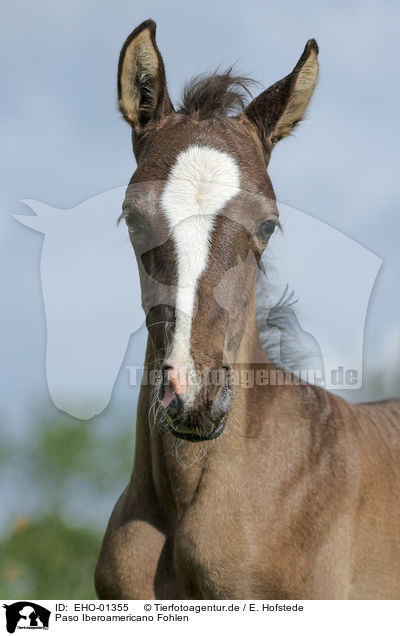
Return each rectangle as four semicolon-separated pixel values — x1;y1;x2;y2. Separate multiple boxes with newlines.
0;516;101;599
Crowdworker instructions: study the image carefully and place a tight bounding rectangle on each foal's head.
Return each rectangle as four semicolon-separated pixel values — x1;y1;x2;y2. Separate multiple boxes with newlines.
118;20;318;441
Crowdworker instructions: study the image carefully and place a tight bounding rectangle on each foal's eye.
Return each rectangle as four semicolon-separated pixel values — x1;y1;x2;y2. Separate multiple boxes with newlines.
258;219;276;242
125;211;146;236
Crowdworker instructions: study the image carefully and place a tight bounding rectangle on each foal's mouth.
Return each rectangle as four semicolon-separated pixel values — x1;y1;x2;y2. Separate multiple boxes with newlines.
166;410;229;442
159;372;233;442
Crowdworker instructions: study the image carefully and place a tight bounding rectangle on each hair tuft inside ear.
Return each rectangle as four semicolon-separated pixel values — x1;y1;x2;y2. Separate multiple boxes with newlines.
117;20;174;137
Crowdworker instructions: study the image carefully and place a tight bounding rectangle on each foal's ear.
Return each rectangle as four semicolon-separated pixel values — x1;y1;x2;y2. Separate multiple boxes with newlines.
118;20;174;139
244;39;319;149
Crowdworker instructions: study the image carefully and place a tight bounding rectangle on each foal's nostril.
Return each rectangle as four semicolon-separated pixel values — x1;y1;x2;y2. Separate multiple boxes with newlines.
161;364;172;385
167;394;180;414
159;366;172;400
212;384;233;420
159;365;182;411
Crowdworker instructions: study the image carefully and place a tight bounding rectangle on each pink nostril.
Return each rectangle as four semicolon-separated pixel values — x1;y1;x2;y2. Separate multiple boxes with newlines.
169;370;184;394
161;367;187;408
161;383;176;408
167;368;187;394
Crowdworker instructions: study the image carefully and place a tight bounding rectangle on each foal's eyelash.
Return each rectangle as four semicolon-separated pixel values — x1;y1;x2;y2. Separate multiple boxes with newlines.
118;206;140;225
117;210;128;225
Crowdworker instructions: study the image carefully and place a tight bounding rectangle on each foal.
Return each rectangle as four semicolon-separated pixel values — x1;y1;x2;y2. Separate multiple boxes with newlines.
95;20;400;599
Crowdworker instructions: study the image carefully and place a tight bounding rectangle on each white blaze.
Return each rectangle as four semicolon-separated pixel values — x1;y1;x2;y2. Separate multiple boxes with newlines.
161;145;240;400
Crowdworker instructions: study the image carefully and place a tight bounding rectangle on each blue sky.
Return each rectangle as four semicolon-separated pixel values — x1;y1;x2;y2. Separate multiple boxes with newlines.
1;2;399;434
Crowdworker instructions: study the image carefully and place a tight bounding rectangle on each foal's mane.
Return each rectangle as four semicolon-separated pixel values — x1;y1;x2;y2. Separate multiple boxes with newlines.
177;68;256;120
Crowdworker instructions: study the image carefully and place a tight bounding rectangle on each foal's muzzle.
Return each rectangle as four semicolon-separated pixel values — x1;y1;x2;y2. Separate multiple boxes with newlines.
158;367;233;442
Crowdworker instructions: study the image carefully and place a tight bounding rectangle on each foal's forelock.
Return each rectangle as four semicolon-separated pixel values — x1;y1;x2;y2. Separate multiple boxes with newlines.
161;144;240;404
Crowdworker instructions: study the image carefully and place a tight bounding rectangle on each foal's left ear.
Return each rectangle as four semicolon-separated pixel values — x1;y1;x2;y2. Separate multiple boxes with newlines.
118;20;174;140
243;39;319;149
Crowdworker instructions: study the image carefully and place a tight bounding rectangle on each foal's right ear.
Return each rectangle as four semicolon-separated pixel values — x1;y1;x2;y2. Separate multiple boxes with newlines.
118;20;174;143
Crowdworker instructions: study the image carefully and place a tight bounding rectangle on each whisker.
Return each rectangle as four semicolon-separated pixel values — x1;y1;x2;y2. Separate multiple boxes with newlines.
146;320;174;330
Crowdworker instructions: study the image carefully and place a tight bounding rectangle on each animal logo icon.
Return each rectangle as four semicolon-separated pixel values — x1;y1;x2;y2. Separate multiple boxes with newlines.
3;602;50;633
